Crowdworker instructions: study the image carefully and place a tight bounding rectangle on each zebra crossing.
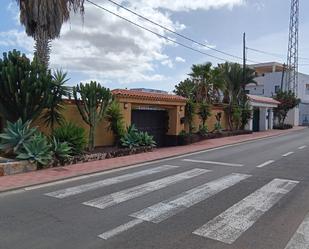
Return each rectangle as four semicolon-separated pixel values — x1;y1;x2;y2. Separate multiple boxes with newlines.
45;163;308;248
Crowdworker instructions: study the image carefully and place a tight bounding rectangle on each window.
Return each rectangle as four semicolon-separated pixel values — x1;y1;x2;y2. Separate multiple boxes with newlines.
245;90;250;94
306;84;309;95
275;85;280;93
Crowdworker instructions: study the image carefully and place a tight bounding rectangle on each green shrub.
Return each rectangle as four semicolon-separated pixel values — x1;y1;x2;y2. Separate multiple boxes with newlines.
50;137;72;164
17;133;52;168
53;122;86;155
0;119;37;155
106;101;125;143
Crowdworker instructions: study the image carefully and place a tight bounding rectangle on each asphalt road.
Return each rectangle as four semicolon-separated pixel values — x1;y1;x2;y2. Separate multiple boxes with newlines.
1;128;309;249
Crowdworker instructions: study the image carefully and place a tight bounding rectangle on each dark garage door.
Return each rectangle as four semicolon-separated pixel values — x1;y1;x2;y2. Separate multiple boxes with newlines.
132;109;168;147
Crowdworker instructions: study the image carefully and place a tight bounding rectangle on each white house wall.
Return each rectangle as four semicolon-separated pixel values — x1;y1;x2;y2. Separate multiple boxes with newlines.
246;71;309;125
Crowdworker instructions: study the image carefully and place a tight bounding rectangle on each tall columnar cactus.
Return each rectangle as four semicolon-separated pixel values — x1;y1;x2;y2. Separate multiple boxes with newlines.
73;81;112;151
0;50;52;122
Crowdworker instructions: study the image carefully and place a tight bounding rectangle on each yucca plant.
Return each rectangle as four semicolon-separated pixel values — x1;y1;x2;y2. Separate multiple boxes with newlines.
106;100;125;144
17;133;53;167
0;119;37;155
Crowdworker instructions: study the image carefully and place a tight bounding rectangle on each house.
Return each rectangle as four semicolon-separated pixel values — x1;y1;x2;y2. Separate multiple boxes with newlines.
246;62;309;126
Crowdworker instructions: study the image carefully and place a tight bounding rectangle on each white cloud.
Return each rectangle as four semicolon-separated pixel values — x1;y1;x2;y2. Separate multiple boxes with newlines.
175;56;186;63
128;0;245;12
2;0;244;86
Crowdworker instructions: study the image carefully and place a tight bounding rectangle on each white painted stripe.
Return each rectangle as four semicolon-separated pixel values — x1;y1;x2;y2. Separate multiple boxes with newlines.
98;219;144;240
298;145;307;150
130;173;251;224
182;159;243;167
256;160;275;168
193;178;298;244
284;212;309;249
45;165;178;199
283;152;295;157
83;168;210;210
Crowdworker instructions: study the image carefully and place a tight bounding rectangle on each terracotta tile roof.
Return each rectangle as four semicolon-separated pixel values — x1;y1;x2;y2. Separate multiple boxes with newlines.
112;89;187;102
247;94;280;105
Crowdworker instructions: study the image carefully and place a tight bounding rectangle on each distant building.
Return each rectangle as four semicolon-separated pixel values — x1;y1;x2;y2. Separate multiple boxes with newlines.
246;62;309;126
130;88;168;94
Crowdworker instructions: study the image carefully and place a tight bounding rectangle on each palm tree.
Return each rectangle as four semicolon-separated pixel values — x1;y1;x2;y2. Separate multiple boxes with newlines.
219;62;256;130
189;63;213;103
16;0;85;67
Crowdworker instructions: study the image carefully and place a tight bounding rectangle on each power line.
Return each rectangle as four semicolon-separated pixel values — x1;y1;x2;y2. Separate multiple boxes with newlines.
86;0;232;62
86;0;261;64
247;46;309;61
105;0;259;63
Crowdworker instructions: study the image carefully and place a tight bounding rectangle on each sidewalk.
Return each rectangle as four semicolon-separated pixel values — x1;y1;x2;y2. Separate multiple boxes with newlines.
0;127;306;193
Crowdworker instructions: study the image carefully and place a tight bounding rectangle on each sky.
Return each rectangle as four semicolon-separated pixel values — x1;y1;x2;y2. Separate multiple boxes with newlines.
1;0;309;92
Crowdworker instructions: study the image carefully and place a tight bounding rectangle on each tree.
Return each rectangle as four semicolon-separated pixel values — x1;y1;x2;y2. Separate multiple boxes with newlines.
219;62;256;130
0;50;52;122
185;99;196;134
198;101;211;127
73;81;113;151
189;62;213;102
16;0;85;67
41;70;70;132
274;90;300;126
174;78;196;100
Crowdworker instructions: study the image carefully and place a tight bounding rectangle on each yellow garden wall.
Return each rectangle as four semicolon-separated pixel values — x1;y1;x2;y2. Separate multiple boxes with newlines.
185;105;229;133
33;95;186;147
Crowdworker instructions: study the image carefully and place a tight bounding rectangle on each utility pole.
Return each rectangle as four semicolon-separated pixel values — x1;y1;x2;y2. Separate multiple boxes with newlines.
243;32;246;90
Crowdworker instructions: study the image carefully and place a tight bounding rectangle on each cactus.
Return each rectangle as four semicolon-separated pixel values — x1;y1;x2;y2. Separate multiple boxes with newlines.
0;50;52;122
73;81;112;151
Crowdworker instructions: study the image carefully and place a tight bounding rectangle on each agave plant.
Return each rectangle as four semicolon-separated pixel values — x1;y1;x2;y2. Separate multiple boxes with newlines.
50;137;72;164
139;132;156;147
0;119;37;155
17;133;53;167
120;124;141;149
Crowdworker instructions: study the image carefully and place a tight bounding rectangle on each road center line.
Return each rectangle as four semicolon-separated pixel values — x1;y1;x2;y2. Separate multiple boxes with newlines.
282;152;295;157
284;212;309;249
298;145;307;150
182;159;243;167
45;165;179;199
83;168;210;210
193;178;298;244
256;160;275;168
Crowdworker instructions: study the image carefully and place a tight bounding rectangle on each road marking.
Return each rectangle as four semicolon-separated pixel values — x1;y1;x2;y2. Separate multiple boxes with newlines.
193;178;298;244
256;160;275;168
45;165;178;199
284;212;309;249
298;145;307;150
130;173;251;224
98;173;250;240
182;159;243;167
98;219;144;240
283;152;295;157
83;168;210;210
